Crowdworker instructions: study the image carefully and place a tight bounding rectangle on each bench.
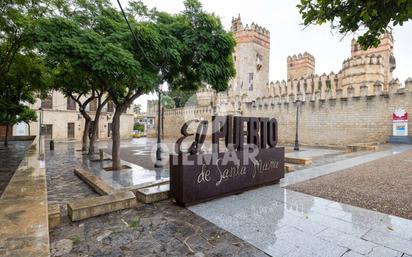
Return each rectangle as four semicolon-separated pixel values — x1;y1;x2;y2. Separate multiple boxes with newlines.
67;191;137;221
285;156;312;165
74;168;114;195
135;184;170;204
48;204;61;229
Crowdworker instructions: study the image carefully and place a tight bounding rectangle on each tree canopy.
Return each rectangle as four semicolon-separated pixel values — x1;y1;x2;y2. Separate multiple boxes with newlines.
297;0;412;48
0;0;51;144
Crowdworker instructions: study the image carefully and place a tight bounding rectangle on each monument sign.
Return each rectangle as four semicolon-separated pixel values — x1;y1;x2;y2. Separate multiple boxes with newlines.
170;116;285;206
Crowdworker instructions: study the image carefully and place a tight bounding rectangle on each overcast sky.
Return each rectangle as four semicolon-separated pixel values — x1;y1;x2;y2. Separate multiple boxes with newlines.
112;0;412;111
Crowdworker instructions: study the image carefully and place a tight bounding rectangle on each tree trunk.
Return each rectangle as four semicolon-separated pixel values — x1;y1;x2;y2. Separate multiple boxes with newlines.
88;98;108;155
26;122;30;136
4;124;9;146
82;117;90;152
111;109;122;170
88;120;98;155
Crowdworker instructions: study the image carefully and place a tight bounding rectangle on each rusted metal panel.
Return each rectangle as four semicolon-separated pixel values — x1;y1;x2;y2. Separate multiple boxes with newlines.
170;115;285;206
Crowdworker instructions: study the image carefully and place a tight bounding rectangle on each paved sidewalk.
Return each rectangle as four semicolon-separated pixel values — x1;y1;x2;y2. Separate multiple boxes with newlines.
189;144;412;257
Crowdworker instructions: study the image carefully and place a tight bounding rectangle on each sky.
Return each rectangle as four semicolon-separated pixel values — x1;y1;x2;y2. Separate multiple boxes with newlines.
112;0;412;111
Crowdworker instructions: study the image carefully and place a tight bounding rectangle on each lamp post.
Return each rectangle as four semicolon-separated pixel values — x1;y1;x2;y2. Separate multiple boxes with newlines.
155;84;163;168
294;99;300;151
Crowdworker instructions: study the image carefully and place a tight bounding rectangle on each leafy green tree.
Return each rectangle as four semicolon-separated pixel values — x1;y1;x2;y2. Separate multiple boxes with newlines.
297;0;412;48
165;88;197;108
104;0;236;170
34;4;113;154
133;123;144;132
161;95;175;109
0;0;50;145
35;0;235;170
0;53;48;145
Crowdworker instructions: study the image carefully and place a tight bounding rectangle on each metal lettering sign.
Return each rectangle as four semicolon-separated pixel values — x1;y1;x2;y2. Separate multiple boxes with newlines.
170;116;285;206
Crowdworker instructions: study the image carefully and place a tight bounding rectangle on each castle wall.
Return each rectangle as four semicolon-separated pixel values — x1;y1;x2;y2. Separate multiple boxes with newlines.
287;53;315;80
152;81;412;147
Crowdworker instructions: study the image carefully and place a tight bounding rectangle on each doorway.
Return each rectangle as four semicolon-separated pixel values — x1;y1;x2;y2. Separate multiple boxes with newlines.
67;122;75;139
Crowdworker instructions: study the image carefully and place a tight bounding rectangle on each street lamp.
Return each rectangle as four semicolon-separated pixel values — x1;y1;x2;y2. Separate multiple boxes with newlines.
294;99;301;151
155;82;165;168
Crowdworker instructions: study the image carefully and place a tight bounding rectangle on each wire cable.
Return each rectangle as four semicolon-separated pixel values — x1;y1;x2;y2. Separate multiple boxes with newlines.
116;0;160;70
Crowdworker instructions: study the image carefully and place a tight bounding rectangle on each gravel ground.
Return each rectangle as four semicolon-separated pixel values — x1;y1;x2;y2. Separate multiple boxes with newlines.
0;140;31;196
287;149;412;220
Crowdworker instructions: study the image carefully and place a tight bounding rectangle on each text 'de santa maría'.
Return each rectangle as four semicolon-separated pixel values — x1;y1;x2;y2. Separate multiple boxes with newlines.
170;116;285;206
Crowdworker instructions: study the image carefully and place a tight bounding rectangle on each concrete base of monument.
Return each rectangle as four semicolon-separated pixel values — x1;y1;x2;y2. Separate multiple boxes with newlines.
388;135;412;144
135;184;170;203
174;179;282;207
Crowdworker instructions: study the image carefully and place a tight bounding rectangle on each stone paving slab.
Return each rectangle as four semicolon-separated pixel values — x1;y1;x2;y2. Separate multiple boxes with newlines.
0;137;50;257
189;144;412;257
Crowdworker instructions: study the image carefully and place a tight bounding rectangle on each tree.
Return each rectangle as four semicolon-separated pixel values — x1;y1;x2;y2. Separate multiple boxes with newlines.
0;53;48;145
0;0;50;145
161;95;175;109
133;123;144;132
166;88;197;108
34;5;113;154
105;0;236;170
297;0;412;48
35;0;236;170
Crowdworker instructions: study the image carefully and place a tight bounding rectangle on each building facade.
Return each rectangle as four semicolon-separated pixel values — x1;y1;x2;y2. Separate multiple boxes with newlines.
6;91;134;141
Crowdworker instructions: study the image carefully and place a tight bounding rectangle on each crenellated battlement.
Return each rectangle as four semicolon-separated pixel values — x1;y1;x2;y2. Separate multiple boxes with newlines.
260;79;406;107
231;15;270;48
149;14;412;147
287;52;315;63
341;54;384;69
287;52;315;80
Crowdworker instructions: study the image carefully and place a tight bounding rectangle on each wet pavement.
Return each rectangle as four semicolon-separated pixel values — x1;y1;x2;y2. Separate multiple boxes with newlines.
46;138;412;256
189;144;412;257
0;140;32;196
46;140;268;257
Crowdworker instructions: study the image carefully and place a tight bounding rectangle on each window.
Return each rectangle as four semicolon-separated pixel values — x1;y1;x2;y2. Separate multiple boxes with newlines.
89;99;97;112
41;95;53;109
256;53;263;70
67;97;76;110
249;73;254;82
248;73;254;91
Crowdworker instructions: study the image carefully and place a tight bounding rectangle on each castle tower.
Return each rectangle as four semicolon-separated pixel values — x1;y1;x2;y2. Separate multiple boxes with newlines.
287;52;315;81
229;15;270;101
349;32;396;89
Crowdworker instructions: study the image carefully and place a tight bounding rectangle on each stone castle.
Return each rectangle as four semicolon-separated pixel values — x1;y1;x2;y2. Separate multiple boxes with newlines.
147;16;412;146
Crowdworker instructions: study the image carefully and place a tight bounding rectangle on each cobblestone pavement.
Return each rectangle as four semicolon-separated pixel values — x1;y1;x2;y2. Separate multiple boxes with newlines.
47;140;267;257
0;140;31;196
45;141;99;216
50;200;268;257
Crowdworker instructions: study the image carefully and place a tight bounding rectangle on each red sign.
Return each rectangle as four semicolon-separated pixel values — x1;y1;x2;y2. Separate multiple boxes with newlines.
393;109;408;121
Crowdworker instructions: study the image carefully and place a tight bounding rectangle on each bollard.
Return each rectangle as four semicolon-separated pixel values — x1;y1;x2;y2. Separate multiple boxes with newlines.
99;149;104;161
50;140;54;150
